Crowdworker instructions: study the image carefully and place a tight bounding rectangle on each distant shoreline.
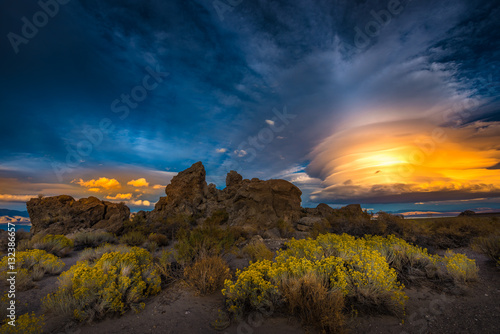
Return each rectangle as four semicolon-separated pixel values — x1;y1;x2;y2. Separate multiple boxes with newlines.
0;223;31;232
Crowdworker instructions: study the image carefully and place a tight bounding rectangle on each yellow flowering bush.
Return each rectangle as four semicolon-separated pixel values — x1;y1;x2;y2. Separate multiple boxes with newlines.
0;249;64;291
43;247;161;322
224;233;478;323
443;250;478;283
0;312;44;334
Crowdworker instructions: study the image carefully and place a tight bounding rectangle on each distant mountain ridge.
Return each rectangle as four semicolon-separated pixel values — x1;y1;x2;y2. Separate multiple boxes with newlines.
0;209;29;217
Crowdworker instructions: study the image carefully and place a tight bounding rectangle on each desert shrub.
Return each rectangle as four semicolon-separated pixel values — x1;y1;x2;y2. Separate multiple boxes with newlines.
154;250;174;282
184;255;231;295
276;219;294;238
43;247;161;322
443;250;478;283
120;231;146;246
151;214;194;240
0;250;64;291
0;312;44;334
282;272;345;333
148;233;169;247
175;223;236;264
472;235;500;266
242;241;274;262
223;235;407;323
205;210;229;226
309;219;331;239
71;231;118;250
20;234;74;257
78;243;132;262
144;240;159;253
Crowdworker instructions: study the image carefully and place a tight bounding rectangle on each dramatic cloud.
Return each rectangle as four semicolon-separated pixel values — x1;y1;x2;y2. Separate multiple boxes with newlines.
308;121;500;203
73;177;121;191
106;193;133;200
127;178;149;188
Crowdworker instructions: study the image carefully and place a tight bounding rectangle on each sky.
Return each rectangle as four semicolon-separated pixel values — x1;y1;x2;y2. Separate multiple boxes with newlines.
0;0;499;215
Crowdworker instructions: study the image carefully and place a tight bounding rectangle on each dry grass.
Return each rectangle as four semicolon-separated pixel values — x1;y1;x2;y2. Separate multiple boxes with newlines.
184;255;231;295
281;272;346;333
120;231;146;246
71;231;118;250
472;235;500;266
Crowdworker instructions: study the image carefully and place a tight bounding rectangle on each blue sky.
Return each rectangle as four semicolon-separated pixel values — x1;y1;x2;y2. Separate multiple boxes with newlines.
1;0;499;214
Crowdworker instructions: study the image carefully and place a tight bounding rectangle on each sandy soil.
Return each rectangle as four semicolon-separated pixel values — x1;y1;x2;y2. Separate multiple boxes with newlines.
6;248;499;334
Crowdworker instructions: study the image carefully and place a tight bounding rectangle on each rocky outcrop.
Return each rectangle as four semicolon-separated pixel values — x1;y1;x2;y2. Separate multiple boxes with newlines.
27;195;130;235
148;162;303;229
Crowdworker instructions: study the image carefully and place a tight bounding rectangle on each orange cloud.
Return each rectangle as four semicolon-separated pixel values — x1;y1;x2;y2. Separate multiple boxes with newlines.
106;193;133;200
127;178;149;187
308;121;500;203
152;184;165;190
73;177;121;190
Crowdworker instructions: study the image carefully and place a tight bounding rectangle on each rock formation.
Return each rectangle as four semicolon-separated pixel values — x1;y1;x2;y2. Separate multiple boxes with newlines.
27;195;129;235
148;162;302;229
26;161;365;236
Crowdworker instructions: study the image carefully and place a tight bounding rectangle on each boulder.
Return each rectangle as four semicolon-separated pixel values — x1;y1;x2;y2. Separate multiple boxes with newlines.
27;195;129;235
296;216;324;232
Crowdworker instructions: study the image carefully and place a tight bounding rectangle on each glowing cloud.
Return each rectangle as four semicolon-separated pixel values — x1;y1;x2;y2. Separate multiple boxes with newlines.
127;178;149;187
106;193;133;200
308;121;500;204
153;184;165;190
73;177;121;190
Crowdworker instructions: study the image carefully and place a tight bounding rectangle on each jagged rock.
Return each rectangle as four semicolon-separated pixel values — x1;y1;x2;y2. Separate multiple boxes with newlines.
148;162;302;229
263;227;281;239
226;170;243;188
27;195;129;235
339;204;364;216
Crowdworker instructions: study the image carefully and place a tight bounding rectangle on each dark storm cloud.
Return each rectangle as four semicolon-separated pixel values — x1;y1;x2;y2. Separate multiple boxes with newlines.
0;0;499;209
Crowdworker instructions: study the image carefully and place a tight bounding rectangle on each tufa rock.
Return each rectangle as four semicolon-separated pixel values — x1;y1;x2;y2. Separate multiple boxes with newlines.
27;195;129;235
148;163;302;228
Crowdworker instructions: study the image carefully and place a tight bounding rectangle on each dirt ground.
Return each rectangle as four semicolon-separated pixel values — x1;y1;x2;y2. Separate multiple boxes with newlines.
7;248;500;334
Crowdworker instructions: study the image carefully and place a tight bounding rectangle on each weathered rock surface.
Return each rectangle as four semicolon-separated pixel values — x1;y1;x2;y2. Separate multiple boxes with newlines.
27;195;130;235
148;162;302;228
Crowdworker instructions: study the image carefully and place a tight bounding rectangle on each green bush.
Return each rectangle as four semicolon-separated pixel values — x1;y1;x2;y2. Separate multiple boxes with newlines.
43;247;161;322
120;231;146;246
175;223;236;264
472;235;500;266
71;231;118;250
242;240;274;262
148;233;169;246
19;234;74;257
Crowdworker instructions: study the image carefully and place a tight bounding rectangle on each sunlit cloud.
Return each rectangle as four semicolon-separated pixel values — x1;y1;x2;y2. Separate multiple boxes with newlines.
152;184;165;190
216;148;227;153
106;193;133;200
308;121;500;204
127;178;149;187
73;177;121;190
129;200;152;207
